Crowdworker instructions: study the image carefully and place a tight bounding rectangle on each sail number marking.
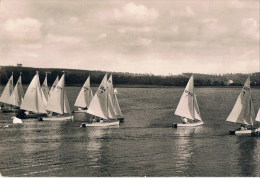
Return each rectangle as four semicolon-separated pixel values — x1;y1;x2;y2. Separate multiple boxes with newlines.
242;86;249;96
83;87;89;92
185;90;193;96
100;86;106;94
56;86;63;92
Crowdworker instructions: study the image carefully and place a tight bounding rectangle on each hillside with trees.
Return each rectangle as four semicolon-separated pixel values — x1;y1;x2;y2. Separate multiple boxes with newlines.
0;65;259;87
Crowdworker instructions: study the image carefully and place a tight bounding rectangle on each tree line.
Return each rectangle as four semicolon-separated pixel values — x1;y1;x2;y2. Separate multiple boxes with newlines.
0;65;259;87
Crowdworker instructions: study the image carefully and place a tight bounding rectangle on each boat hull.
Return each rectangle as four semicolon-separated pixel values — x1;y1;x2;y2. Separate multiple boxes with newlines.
173;121;204;128
42;115;74;121
229;129;258;136
117;117;124;122
81;121;120;127
73;109;88;113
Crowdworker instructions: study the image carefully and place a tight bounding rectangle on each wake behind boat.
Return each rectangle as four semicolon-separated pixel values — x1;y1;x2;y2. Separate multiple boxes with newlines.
81;74;119;127
226;77;258;136
173;75;203;128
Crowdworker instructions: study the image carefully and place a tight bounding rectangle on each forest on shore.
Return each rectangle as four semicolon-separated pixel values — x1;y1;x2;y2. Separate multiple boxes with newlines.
0;65;259;87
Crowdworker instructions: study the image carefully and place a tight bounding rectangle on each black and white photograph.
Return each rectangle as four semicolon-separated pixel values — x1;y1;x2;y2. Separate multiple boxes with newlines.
0;0;259;177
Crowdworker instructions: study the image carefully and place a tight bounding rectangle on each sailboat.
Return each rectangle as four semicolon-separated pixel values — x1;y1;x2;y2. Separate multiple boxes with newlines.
19;71;47;118
226;77;258;135
6;73;24;108
42;73;73;121
0;73;15;112
107;74;124;122
74;76;93;113
42;73;49;101
81;74;119;127
173;75;203;128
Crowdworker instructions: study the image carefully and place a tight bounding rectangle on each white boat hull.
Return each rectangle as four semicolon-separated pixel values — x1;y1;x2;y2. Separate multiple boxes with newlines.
173;121;204;128
229;129;258;136
73;109;88;113
81;121;119;127
42;115;74;121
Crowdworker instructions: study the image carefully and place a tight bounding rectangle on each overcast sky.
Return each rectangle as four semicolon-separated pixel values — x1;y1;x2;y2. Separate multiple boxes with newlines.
0;0;259;75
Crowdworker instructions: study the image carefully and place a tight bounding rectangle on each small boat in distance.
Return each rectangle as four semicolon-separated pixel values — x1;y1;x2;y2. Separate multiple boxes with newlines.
74;76;93;113
7;72;24;109
173;75;203;128
226;77;258;136
43;72;73;121
81;74;119;127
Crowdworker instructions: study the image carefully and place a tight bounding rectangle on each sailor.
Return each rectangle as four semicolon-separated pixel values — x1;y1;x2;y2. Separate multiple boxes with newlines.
240;125;245;130
182;117;188;124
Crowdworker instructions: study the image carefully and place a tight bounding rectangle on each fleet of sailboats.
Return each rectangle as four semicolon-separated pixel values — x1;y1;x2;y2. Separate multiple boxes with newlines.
226;77;259;135
173;75;203;128
74;76;93;113
1;71;260;136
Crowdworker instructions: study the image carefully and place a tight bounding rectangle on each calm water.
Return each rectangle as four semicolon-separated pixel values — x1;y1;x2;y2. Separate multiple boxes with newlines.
0;87;260;177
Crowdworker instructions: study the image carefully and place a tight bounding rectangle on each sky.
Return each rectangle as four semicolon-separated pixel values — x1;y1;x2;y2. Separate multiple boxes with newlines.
0;0;259;75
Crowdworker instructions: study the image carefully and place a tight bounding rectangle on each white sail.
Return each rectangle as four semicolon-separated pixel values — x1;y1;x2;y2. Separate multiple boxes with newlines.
0;74;14;104
107;74;114;98
46;74;69;114
7;74;24;107
174;75;202;121
49;76;59;98
226;77;255;125
113;91;123;117
20;72;47;113
107;93;116;119
87;74;112;119
63;88;71;114
256;108;260;122
74;76;93;108
42;74;49;101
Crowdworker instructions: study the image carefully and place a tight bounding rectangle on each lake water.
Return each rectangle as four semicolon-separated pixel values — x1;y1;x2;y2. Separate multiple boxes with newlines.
0;87;260;177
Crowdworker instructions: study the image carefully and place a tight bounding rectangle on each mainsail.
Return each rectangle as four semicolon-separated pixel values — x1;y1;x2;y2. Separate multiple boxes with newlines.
0;74;14;105
49;76;59;98
107;75;123;117
74;76;93;108
87;74;116;120
20;72;47;113
42;74;49;101
174;75;202;121
7;74;24;107
45;73;71;114
113;91;123;117
256;108;260;122
226;77;255;126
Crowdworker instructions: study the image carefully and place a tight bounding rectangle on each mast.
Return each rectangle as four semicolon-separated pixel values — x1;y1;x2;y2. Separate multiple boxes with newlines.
62;71;65;114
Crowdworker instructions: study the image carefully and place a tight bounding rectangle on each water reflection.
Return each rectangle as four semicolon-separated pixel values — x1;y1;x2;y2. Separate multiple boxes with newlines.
237;136;258;177
173;127;203;176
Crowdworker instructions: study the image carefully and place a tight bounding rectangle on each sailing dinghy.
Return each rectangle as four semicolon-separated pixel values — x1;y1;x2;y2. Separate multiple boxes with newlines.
6;73;24;109
107;74;124;122
173;75;203;128
19;71;47;118
81;74;119;127
42;73;73;121
74;76;93;113
226;77;258;135
0;73;16;112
